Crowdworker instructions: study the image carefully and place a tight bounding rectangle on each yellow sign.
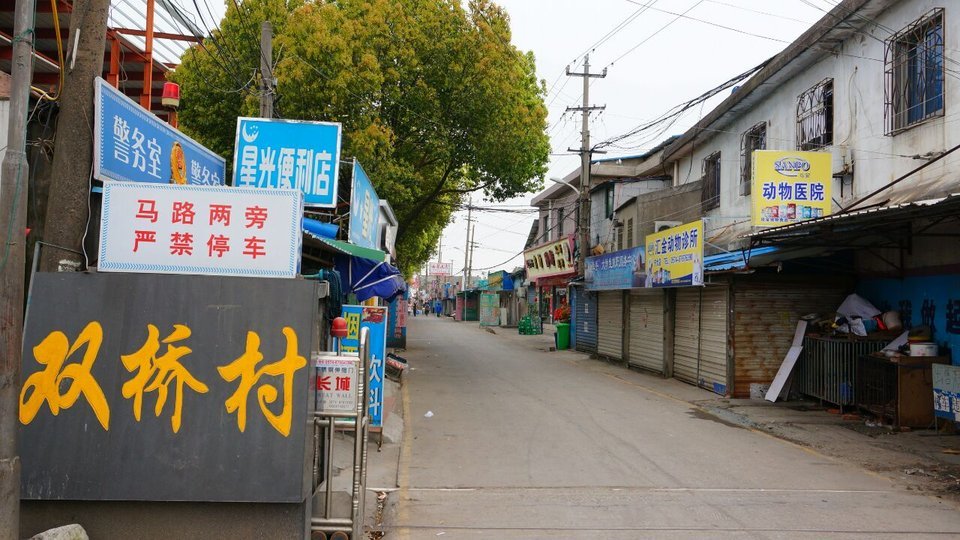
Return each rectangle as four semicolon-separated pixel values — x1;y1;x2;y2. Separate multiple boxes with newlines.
523;236;575;281
752;150;832;226
644;220;704;288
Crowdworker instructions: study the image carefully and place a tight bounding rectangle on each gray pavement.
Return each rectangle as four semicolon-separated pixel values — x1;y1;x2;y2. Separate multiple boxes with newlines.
381;316;960;539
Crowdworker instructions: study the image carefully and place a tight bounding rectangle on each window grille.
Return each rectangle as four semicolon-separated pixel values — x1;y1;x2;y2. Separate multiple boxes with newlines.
626;218;634;248
797;78;834;150
557;207;564;236
616;225;624;251
702;152;721;211
885;9;944;134
740;122;766;196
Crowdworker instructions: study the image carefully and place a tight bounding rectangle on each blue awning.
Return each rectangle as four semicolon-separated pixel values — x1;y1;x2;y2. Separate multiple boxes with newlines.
335;254;406;302
703;246;779;272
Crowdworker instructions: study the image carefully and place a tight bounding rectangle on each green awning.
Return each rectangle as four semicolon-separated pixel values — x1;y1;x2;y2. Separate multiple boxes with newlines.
306;234;386;262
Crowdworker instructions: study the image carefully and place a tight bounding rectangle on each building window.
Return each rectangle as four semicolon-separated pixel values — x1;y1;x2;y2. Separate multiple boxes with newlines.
626;218;634;248
616;225;624;251
605;184;615;218
702;152;721;211
740;122;766;196
797;79;834;150
541;214;550;242
885;9;944;134
557;207;564;236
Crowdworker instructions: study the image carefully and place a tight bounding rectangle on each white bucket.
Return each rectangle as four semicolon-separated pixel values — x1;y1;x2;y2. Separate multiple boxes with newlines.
909;342;938;357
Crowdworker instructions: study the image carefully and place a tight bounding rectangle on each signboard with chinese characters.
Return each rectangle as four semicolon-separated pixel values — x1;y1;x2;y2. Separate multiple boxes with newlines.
479;293;500;326
233;117;342;208
523;236;575;281
340;305;387;428
98;182;303;278
19;272;318;502
314;354;360;415
387;295;408;349
933;364;960;422
644;220;704;288
428;262;453;276
348;160;381;249
94;77;226;185
752;150;832;226
585;247;645;291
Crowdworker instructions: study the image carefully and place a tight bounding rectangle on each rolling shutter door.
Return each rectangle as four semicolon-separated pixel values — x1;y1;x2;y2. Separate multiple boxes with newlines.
575;288;598;353
597;291;623;360
673;285;729;395
628;290;664;374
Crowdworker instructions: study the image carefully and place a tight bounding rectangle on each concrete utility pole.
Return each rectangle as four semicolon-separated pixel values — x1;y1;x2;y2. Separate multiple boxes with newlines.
40;0;111;272
0;0;36;532
259;21;273;118
463;201;473;288
565;54;606;275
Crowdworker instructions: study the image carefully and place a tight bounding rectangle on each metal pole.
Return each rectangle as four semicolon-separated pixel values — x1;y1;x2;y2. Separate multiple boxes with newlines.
140;0;155;109
0;0;35;531
259;21;274;118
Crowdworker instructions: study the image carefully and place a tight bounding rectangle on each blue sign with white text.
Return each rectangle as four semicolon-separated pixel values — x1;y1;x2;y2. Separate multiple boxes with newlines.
349;160;381;250
233;117;342;207
585;247;645;291
95;78;225;186
340;305;387;427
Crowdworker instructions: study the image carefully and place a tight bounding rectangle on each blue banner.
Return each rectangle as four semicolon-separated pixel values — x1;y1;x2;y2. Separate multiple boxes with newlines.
233;117;342;208
340;305;387;427
348;160;381;249
585;247;645;291
95;78;225;186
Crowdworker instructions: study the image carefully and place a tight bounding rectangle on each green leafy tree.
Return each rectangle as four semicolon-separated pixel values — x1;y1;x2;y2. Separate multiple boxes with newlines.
171;0;549;276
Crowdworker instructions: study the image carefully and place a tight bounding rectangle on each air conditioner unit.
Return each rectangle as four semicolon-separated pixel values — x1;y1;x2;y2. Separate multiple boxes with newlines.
654;221;682;232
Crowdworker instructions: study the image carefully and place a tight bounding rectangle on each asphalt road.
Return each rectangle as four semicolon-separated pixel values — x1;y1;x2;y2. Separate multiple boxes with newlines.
388;316;960;539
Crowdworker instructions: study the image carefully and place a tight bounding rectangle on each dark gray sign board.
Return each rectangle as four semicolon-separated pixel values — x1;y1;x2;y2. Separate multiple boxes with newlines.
20;272;319;503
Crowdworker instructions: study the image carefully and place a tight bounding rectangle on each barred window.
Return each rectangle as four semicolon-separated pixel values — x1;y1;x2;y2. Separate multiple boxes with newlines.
626;218;634;248
740;122;766;196
616;225;624;251
885;9;944;134
557;207;564;236
797;79;834;150
702;152;721;211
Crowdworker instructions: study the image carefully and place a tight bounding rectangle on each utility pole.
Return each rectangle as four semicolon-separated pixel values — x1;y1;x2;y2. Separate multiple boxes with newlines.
40;0;111;272
0;0;36;532
463;201;473;288
259;21;274;119
566;54;606;276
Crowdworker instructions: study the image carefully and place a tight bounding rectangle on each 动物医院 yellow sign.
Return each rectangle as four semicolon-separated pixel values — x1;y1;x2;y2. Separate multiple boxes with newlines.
752;150;832;227
644;220;704;288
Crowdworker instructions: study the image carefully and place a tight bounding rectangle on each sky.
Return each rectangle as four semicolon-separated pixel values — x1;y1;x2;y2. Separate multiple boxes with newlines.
434;0;836;280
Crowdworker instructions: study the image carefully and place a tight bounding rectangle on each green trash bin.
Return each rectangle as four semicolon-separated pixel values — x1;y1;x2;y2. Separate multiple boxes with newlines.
555;322;570;350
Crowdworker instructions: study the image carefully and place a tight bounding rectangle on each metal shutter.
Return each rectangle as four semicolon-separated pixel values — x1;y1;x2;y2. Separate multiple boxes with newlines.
673;285;729;395
574;288;598;353
628;290;664;374
597;291;624;360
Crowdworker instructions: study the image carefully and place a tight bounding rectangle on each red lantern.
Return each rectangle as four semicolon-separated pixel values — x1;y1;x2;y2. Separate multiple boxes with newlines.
331;317;348;339
161;81;180;109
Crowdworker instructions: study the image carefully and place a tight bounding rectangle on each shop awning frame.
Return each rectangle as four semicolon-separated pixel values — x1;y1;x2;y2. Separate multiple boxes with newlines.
741;194;960;251
303;231;386;262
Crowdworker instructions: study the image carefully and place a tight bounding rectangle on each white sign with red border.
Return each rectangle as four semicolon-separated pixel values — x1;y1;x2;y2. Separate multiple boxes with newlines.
98;182;303;278
314;353;360;415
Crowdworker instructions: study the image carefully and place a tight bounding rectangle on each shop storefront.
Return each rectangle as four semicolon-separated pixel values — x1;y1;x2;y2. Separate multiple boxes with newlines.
586;247;645;362
597;291;625;360
673;285;729;394
571;284;598;354
628;289;666;374
523;236;576;325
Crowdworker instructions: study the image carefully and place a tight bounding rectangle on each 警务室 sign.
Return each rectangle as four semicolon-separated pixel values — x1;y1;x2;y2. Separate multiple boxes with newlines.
233;117;342;208
585;246;645;290
348;160;381;249
340;305;387;428
752;150;832;226
523;236;575;281
645;220;704;288
98;182;303;278
94;77;225;185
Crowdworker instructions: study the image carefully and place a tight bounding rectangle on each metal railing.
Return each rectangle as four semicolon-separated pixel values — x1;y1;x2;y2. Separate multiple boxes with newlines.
797;336;887;407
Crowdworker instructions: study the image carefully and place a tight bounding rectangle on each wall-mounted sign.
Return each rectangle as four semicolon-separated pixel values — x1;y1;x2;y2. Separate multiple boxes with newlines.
19;272;317;502
349;160;381;249
480;293;500;326
233;117;342;207
523;236;575;281
95;77;225;185
752;150;832;226
98;182;303;278
585;246;645;290
934;364;960;422
340;305;387;428
645;220;704;288
428;262;452;276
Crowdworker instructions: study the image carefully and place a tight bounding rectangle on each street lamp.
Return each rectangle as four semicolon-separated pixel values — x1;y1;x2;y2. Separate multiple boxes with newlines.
549;177;579;196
